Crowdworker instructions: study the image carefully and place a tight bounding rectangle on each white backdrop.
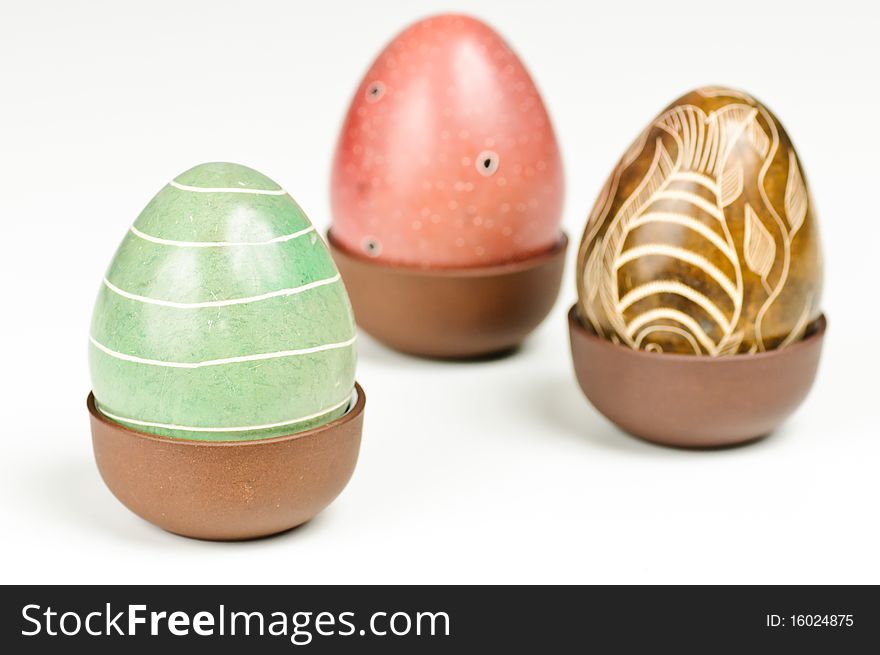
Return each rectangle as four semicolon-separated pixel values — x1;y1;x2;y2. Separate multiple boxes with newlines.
1;0;878;584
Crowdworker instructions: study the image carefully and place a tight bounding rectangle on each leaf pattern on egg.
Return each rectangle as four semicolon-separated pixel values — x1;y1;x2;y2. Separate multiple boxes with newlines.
576;88;823;355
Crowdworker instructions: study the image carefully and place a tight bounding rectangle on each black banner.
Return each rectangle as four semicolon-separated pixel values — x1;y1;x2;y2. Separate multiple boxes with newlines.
1;585;876;651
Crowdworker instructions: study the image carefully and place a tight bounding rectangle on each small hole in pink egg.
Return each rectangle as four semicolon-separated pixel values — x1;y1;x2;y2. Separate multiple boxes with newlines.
476;151;499;176
365;81;385;103
361;237;382;256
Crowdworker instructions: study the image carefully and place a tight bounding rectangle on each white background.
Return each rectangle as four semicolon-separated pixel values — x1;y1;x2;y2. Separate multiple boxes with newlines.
1;0;878;584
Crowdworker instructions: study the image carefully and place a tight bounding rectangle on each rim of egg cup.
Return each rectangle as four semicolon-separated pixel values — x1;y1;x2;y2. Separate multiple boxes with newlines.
87;382;366;541
327;230;568;359
567;306;827;449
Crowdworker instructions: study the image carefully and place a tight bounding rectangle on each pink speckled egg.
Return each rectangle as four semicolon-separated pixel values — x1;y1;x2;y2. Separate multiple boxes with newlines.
331;14;565;268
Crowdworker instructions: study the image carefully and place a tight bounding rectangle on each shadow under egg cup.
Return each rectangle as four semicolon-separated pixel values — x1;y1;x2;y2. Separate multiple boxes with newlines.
567;306;826;448
87;383;366;540
328;231;568;359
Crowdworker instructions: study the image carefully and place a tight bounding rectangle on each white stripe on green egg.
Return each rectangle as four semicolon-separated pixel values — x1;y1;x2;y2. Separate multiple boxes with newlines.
96;394;353;435
89;162;357;441
129;223;316;247
168;180;289;195
101;273;341;309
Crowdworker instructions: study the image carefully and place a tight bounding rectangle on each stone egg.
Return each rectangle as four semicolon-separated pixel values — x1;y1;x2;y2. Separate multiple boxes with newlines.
576;86;823;355
89;162;357;441
331;13;564;268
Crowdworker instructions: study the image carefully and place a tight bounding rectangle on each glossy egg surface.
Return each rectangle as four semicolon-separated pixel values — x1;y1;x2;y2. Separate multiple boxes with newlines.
89;163;357;441
577;87;822;355
331;14;564;268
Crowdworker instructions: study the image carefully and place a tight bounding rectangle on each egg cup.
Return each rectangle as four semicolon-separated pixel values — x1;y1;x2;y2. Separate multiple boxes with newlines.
87;383;365;541
567;307;826;448
328;231;567;359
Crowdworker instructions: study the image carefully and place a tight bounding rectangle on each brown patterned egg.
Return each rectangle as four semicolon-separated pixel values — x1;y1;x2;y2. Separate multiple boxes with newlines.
576;86;823;355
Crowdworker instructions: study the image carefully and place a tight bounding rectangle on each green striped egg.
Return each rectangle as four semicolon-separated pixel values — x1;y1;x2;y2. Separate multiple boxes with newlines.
89;162;357;441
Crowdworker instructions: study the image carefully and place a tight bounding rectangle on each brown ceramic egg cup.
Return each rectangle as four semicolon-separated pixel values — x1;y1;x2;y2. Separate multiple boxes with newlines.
568;307;826;448
328;231;567;359
87;383;365;541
